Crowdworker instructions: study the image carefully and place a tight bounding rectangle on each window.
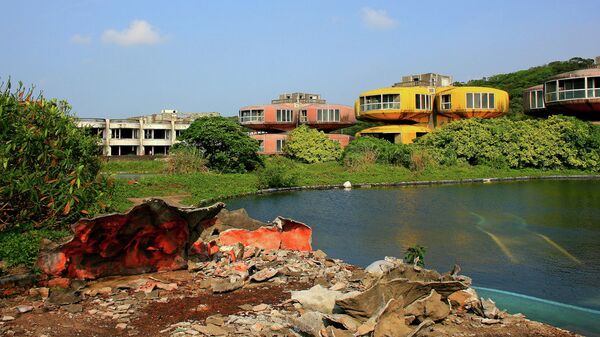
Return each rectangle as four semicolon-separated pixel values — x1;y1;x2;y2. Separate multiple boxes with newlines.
589;77;600;98
317;109;341;122
276;109;293;122
144;129;153;139
559;78;586;100
466;93;495;109
258;140;264;152
529;90;545;109
360;94;399;111
300;110;308;123
276;139;286;152
382;94;400;109
111;128;139;139
239;109;264;123
440;94;451;110
415;94;431;110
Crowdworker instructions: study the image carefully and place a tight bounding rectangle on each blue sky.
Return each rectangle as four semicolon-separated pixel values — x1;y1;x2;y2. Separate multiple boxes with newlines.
1;0;599;118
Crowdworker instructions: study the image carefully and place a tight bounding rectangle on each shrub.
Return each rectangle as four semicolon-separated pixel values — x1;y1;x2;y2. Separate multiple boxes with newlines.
416;116;600;171
165;146;208;174
0;82;113;232
178;116;263;173
341;137;412;168
256;156;298;189
404;245;427;267
283;125;342;163
0;229;70;269
342;149;378;172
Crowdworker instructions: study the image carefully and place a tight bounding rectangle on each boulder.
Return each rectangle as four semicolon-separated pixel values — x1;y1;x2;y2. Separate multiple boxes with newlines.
291;285;341;314
373;298;412;337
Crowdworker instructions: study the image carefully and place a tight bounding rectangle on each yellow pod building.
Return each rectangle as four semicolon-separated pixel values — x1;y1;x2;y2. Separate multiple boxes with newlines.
355;73;510;144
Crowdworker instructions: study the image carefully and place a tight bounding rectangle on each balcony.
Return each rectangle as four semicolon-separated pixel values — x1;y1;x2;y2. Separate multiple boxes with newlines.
360;102;401;112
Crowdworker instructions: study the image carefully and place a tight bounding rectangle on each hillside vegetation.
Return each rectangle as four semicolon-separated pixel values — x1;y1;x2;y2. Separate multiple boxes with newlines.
459;57;595;115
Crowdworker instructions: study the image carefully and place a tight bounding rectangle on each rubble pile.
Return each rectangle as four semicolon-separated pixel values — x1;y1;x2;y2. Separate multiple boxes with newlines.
0;200;581;336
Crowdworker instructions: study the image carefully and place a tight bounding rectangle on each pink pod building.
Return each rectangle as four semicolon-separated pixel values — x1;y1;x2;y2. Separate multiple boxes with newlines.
239;93;356;154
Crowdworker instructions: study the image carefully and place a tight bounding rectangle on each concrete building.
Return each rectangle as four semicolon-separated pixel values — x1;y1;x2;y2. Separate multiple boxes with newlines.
76;110;220;156
239;93;356;154
356;73;510;143
524;59;600;122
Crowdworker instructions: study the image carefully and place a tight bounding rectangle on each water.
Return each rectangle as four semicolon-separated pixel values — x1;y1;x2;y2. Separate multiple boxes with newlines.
226;179;600;336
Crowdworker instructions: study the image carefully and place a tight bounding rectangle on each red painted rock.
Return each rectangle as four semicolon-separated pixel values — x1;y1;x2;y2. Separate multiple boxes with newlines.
47;278;70;289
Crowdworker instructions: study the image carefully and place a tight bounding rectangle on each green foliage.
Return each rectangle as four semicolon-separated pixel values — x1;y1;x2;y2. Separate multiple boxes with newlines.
341;137;412;168
283;125;342;163
459;57;594;115
333;120;384;136
178;116;263;173
404;245;426;267
102;159;166;174
256;156;299;189
0;81;113;232
165;146;208;174
416;116;600;171
0;229;70;268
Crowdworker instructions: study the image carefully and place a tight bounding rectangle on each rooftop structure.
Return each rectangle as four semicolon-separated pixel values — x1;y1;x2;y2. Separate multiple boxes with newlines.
394;73;453;88
76;110;220;156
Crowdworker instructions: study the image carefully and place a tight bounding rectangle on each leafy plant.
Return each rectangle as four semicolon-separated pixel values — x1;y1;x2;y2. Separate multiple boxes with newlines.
283;125;343;163
256;156;298;189
341;137;412;168
178;116;263;173
0;229;70;268
404;245;427;267
165;146;208;174
0;81;113;232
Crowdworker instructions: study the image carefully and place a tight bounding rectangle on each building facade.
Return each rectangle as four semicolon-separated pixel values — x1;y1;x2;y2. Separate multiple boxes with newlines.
355;74;510;144
524;61;600;122
76;110;220;156
239;93;356;154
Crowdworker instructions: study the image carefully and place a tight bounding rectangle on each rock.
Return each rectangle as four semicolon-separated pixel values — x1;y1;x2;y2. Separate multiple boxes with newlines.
312;249;327;259
448;288;480;312
28;287;50;300
116;304;131;311
330;282;346;291
48;288;81;305
15;305;34;314
355;320;376;336
291;285;341;314
481;298;501;319
249;268;278;282
270;323;284;331
252;303;269;312
205;315;225;326
404;289;450;322
481;318;502;324
238;304;254;311
48;277;71;289
194;323;228;336
373;298;412;337
210;278;244;293
343;181;352;189
115;323;128;330
62;304;83;313
324;314;361;332
2;316;15;321
325;326;354;337
364;260;395;276
155;282;178;291
293;311;326;336
251;322;264;332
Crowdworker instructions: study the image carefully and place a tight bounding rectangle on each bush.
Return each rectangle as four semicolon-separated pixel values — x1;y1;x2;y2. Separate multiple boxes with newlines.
0;229;70;269
178;116;263;173
404;245;427;267
0;82;113;232
416;116;600;171
165;146;208;174
256;156;298;189
283;125;342;163
341;137;412;168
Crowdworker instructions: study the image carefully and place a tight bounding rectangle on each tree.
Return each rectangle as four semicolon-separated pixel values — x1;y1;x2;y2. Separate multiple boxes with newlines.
178;116;263;173
283;125;342;163
0;82;113;232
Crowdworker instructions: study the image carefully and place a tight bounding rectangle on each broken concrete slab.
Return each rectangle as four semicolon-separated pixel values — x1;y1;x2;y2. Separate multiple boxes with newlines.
373;298;412;337
404;289;450;322
37;199;225;280
291;284;341;314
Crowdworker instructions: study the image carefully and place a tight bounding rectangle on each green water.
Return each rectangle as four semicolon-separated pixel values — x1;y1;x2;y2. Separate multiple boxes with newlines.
227;179;600;336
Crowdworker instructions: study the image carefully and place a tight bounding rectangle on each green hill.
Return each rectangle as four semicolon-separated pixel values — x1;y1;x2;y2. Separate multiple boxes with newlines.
459;57;595;115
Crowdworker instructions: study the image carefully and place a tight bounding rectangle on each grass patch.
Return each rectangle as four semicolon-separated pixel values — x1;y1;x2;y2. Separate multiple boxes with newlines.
102;159;167;174
0;229;70;270
107;159;595;212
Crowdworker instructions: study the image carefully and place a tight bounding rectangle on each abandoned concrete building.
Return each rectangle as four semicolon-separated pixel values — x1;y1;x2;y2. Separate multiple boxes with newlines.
76;110;220;156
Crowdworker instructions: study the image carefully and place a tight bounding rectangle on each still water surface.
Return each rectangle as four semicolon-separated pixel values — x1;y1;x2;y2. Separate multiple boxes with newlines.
227;180;600;335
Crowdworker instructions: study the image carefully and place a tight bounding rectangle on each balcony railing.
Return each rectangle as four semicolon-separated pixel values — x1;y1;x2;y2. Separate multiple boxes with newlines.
239;116;264;123
360;102;401;112
546;88;599;103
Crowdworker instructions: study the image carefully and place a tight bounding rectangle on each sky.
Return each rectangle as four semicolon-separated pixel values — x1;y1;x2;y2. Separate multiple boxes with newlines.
1;0;599;118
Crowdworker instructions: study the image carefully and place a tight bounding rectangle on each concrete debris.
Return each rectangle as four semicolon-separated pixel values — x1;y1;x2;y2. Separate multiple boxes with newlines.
0;203;574;337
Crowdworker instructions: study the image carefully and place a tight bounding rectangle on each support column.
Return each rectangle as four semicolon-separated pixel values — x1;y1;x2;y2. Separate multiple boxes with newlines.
138;118;145;156
104;119;111;156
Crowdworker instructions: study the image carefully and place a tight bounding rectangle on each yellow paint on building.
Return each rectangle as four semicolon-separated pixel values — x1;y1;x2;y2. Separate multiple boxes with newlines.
355;124;432;144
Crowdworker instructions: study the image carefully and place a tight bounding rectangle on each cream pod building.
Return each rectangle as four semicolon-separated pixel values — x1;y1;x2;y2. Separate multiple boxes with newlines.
76;110;219;156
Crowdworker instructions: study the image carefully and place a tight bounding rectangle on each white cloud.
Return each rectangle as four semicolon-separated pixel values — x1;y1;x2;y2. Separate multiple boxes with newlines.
70;34;91;45
102;20;164;46
361;7;398;30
